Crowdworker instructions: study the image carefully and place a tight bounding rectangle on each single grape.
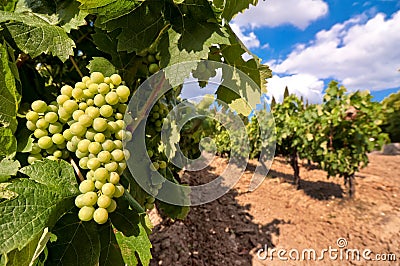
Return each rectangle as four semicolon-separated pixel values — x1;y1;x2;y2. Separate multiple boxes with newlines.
58;107;70;122
111;149;124;162
88;142;102;154
79;180;95;193
72;87;84;100
31;100;47;113
63;100;79;113
105;92;119;105
57;142;67;149
115;120;126;130
52;150;62;158
83;89;94;99
109;172;120;184
107;121;119;133
87;99;95;106
146;196;156;204
26;111;39;121
82;76;90;83
85;106;100;119
90;72;104;84
100;105;113;118
71;136;82;145
123;150;130;160
110;74;122;86
77;139;91;153
52;133;65;145
38;136;53;149
94;94;106;107
98;83;110;94
78;206;95;221
94;167;109;182
102;183;115;197
88;83;99;93
34;128;48;139
145;203;155;210
82;191;98;206
79;102;88;111
106;199;117;213
75;194;85;208
61;85;73;97
26;120;37;131
46;144;58;155
48;122;63;134
30;143;41;154
93;118;108;132
44;112;58;123
72;110;85;121
79;157;89;169
78;114;93;127
105;161;118;172
87;158;101;170
36;118;49;129
75;81;86;90
148;63;160;74
113;185;124;198
76;150;89;159
27;153;42;164
97;150;111;163
93;208;108;224
116;85;130;99
95;181;104;190
159;161;167;169
63;129;73;141
155;52;161;61
97;195;111;208
86;170;95;180
114;140;123;149
70;122;86;137
47;104;58;113
94;133;106;143
150;162;159;171
66;141;77;152
85;79;93;88
101;140;114;152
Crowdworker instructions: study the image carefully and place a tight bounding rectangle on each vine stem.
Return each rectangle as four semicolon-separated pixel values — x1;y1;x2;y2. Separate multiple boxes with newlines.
70;158;84;182
122;190;145;213
69;55;83;78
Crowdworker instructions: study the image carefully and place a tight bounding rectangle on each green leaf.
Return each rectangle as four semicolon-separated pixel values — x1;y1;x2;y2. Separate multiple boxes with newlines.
109;204;140;237
0;158;20;182
157;201;190;220
115;221;152;266
46;212;100;265
0;43;19;133
214;0;258;21
0;128;17;159
0;160;79;254
78;0;139;24
87;57;117;77
99;222;125;266
16;127;33;153
0;11;75;61
0;0;17;11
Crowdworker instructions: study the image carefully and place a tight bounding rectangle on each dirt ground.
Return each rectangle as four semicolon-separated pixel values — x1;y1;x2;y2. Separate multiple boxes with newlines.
149;154;400;265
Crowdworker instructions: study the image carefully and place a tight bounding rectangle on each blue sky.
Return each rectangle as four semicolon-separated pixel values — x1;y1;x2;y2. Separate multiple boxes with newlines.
231;0;400;103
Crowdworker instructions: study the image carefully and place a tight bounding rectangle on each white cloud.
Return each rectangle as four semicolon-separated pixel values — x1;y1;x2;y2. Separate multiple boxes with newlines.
230;23;260;49
266;74;324;104
232;0;328;30
272;11;400;91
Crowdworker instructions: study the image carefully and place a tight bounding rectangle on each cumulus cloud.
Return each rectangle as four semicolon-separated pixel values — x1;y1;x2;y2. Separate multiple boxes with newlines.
266;74;324;104
230;23;260;49
272;11;400;91
232;0;329;30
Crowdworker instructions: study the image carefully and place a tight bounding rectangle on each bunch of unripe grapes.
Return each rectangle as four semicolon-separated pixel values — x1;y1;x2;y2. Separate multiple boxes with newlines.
26;72;132;224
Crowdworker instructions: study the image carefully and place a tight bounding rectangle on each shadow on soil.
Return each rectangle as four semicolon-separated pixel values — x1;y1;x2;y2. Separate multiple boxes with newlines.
149;166;289;266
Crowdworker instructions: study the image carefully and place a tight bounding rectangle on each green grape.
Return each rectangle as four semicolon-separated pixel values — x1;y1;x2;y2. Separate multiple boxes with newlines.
38;136;53;149
85;106;100;119
52;133;65;145
66;141;77;152
83;89;94;99
95;181;105;190
150;162;159;171
114;113;123;120
114;140;123;149
26;111;39;121
102;140;115;151
100;105;113;118
116;85;130;99
78;206;95;221
61;85;73;97
94;168;109;182
46;145;58;155
72;110;85;121
78;102;88;111
94;133;106;143
61;149;70;159
147;150;154;158
105;92;119;105
76;150;89;159
115;120;125;130
125;115;134;126
147;54;156;63
86;170;95;180
31;143;41;154
57;142;67;149
101;183;115;197
155;120;162;127
98;83;110;94
77;139;91;153
106;199;117;213
79;180;95;193
115;130;125;140
57;95;70;105
48;122;63;134
82;191;98;206
93;118;108;132
87;99;95;106
105;161;118;172
111;149;124;162
148;63;160;74
94;94;106;107
44;112;58;123
31;100;48;113
82;76;90;83
87;158;101;170
70;122;86;137
88;142;102;154
26;121;37;131
36;118;49;129
88;83;99;93
58;107;71;122
155;52;161;61
34;128;48;139
113;185;124;198
98;151;111;163
107;121;119;133
63;100;79;113
110;74;122;86
123;150;130;160
146;196;155;204
75;194;85;208
75;81;86;90
90;72;104;84
97;195;111;208
109;172;120;184
78;114;93;127
27;153;42;164
159;161;167;169
72;87;84;100
85;79;93;88
63;129;73;141
79;157;89;169
53;150;63;158
152;112;160;119
93;208;108;224
88;153;96;159
145;203;155;210
71;136;82;145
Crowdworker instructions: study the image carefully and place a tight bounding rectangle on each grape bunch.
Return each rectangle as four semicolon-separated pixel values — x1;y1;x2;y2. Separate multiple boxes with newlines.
25;72;132;224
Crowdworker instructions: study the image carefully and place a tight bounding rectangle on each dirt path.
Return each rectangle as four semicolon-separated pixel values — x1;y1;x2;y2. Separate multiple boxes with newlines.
149;154;400;265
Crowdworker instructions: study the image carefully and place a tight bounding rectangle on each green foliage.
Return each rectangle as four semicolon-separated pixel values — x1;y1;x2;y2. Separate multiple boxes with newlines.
381;90;400;142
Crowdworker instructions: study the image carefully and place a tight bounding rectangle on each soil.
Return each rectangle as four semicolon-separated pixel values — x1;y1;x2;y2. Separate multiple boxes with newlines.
149;154;400;265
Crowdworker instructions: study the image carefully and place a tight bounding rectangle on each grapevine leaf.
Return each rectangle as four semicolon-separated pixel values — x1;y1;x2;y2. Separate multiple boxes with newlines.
157;201;190;220
98;222;125;266
0;0;17;11
212;0;258;21
46;212;100;266
0;11;75;61
162;120;180;161
0;158;20;182
0;160;79;254
109;205;140;237
16;127;33;153
87;57;117;77
115;221;152;266
0;128;17;159
0;43;19;133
